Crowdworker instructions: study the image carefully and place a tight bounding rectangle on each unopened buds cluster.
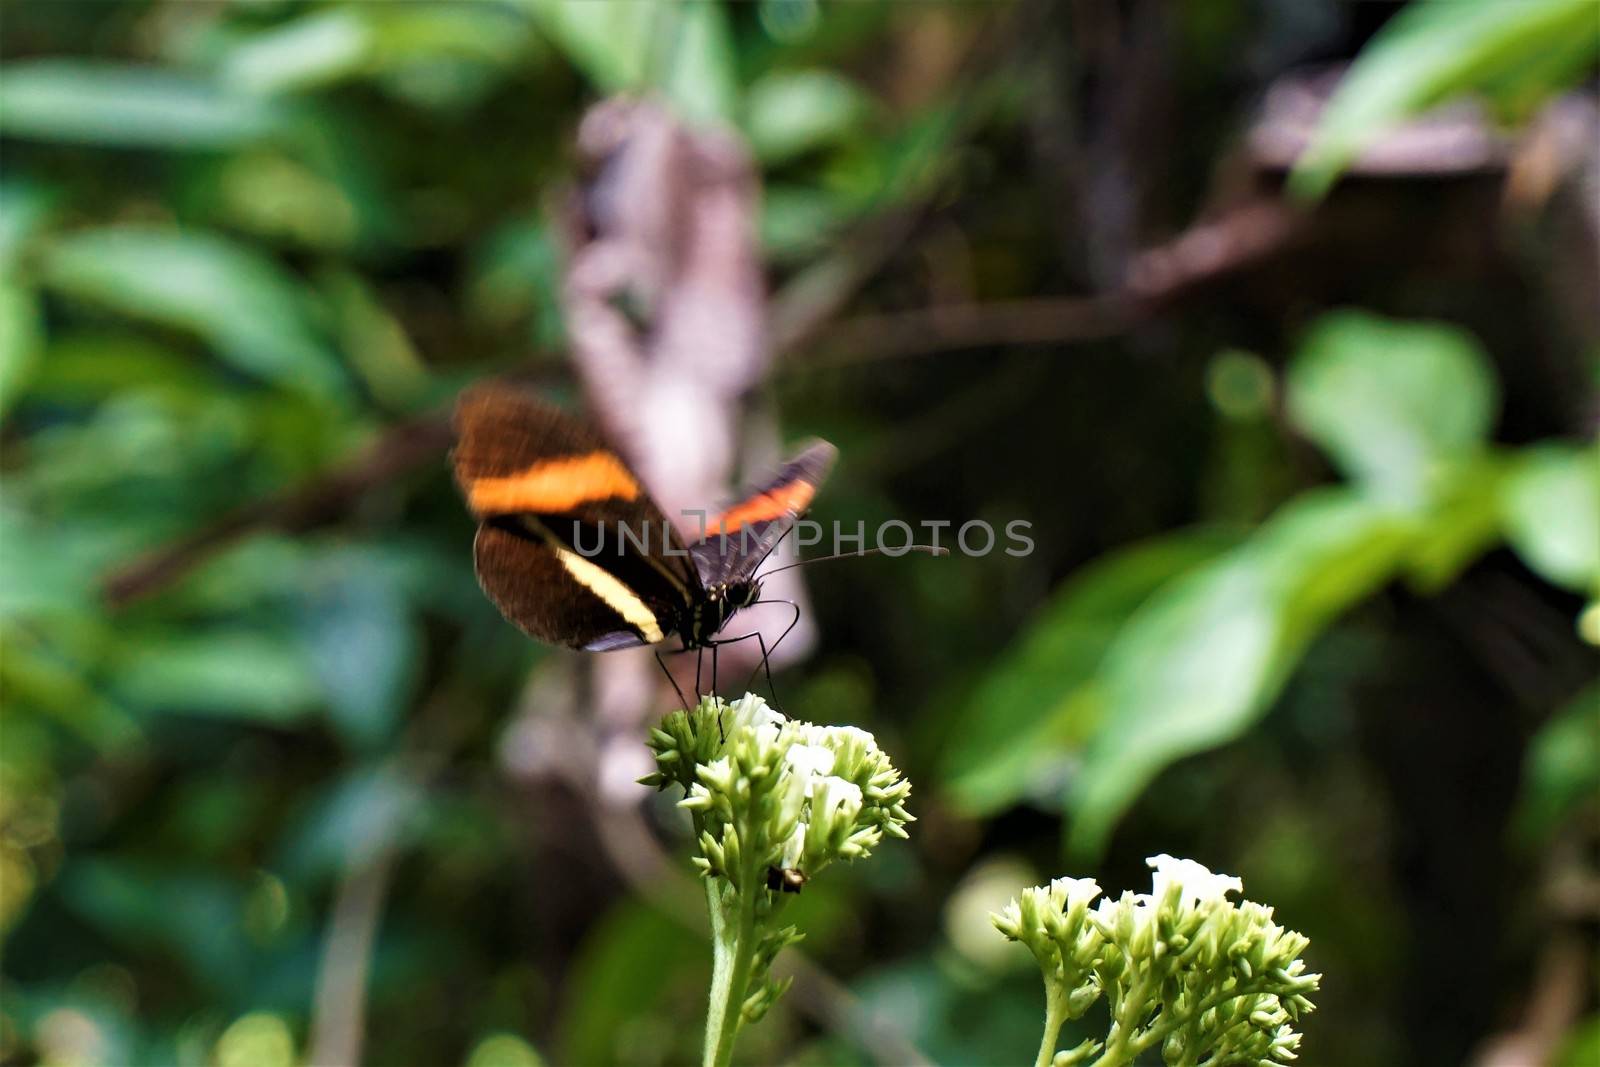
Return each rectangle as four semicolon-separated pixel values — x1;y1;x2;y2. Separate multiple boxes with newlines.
643;694;913;1067
993;855;1320;1067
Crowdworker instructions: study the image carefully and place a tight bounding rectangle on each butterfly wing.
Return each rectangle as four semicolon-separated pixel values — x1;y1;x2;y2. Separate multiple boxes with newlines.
690;439;837;586
453;381;698;650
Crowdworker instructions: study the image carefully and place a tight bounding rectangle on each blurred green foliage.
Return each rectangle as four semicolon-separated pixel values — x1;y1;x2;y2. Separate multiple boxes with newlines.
1290;0;1600;198
2;2;1596;1066
946;310;1598;858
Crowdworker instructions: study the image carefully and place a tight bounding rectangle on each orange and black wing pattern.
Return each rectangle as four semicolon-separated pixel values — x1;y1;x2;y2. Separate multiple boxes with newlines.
452;381;697;651
691;440;837;585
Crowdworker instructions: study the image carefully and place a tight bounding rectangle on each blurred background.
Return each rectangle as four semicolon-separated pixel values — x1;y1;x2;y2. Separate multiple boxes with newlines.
2;2;1597;1065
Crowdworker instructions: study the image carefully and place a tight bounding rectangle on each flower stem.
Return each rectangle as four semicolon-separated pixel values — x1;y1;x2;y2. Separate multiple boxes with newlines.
703;877;759;1067
1035;984;1069;1067
1092;969;1154;1067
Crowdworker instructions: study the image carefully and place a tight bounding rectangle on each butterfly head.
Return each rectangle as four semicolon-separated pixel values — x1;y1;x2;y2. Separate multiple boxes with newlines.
686;578;762;647
723;578;762;611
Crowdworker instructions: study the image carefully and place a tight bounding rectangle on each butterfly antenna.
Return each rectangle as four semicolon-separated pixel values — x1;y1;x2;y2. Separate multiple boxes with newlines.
751;522;797;573
739;600;800;702
760;544;948;577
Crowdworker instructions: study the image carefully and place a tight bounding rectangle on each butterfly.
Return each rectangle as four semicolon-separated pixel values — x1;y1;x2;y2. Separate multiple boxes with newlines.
451;380;835;695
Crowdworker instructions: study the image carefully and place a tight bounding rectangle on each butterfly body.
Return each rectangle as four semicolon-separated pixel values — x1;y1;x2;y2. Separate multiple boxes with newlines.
453;382;833;658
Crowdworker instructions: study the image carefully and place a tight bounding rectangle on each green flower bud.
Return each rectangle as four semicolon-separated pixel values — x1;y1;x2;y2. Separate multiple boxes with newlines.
1065;984;1101;1018
1053;1037;1102;1066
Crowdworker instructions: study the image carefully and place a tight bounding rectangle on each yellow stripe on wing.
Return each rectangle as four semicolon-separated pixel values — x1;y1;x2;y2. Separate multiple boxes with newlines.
519;516;664;644
552;542;665;644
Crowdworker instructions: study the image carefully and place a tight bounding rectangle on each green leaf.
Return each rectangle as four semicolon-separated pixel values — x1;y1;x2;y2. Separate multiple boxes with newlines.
10;378;264;506
41;227;347;399
208;151;360;251
220;10;373;95
744;69;868;163
0;61;282;148
466;1034;545;1067
1402;454;1509;593
1286;311;1497;506
851;954;1042;1066
27;331;209;403
942;530;1240;815
1557;1016;1600;1067
518;0;735;123
363;3;533;71
658;1;738;125
1068;490;1416;859
518;0;654;94
244;4;535;110
319;269;430;410
1;621;140;749
281;765;423;882
760;186;845;261
112;629;322;724
0;282;42;418
561;899;704;1067
154;537;310;615
0;505;132;621
298;552;422;751
1289;0;1600;200
1500;442;1600;593
1514;683;1600;843
468;218;566;347
60;859;253;995
280;111;400;251
0;178;56;272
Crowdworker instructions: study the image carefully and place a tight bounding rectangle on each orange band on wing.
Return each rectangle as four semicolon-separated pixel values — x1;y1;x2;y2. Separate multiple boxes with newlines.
467;451;640;515
705;479;816;535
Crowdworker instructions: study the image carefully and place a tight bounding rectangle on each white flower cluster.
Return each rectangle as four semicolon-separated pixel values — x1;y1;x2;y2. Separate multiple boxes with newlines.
993;856;1319;1067
644;694;912;891
642;694;914;1038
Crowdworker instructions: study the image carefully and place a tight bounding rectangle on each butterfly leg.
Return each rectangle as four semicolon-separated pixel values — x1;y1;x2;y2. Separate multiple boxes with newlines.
752;630;778;708
709;643;726;742
738;600;801;703
710;629;779;708
654;649;691;712
709;604;799;710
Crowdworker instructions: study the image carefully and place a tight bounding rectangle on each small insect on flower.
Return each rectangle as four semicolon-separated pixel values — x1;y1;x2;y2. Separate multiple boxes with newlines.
765;867;808;893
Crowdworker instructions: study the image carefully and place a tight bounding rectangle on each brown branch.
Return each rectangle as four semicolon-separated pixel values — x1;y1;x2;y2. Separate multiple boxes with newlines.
304;689;458;1067
306;852;396;1067
101;411;452;608
767;4;1033;357
767;204;933;360
797;294;1131;368
1472;934;1593;1067
1123;198;1303;303
796;197;1302;368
